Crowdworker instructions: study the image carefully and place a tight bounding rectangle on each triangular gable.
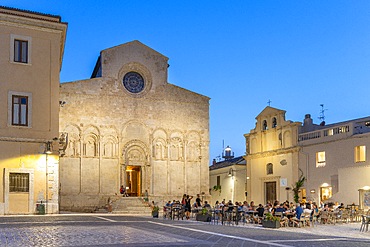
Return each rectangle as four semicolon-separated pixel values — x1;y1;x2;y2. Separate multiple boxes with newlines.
256;106;286;119
102;40;168;60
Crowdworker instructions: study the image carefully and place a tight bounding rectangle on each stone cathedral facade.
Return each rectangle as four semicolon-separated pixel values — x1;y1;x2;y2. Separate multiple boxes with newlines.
59;41;210;211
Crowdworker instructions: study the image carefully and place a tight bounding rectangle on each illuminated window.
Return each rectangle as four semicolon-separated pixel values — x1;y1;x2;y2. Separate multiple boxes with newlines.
9;173;29;192
355;145;366;163
320;186;332;201
316;151;326;167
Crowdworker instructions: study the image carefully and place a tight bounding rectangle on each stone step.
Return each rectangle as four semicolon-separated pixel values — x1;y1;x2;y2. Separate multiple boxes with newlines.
111;197;151;214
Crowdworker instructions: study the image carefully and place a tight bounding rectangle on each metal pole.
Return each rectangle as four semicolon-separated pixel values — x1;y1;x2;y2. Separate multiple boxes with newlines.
45;153;48;214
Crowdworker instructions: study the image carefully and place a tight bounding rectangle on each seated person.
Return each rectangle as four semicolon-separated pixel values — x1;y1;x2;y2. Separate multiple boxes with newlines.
253;204;265;224
291;203;304;227
203;201;211;209
275;204;286;214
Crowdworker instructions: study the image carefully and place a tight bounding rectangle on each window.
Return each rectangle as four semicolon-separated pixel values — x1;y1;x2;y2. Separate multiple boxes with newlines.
10;34;31;64
8;91;32;127
316;151;326;167
262;120;268;130
9;173;29;192
12;95;28;126
355;145;366;163
217;176;220;187
272;117;277;128
320;186;332;201
14;39;28;63
266;163;273;175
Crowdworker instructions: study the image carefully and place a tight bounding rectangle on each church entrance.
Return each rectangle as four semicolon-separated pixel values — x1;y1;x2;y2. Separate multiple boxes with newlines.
265;181;276;203
126;166;141;197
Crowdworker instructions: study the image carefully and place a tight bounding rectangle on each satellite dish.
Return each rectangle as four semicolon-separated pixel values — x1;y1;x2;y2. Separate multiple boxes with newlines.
280;159;287;166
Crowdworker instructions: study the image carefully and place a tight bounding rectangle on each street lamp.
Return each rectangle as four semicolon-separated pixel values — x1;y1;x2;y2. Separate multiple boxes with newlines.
44;141;53;214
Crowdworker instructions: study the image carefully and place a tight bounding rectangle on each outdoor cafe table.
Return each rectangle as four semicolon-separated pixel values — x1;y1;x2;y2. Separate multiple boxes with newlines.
283;212;295;218
245;210;258;215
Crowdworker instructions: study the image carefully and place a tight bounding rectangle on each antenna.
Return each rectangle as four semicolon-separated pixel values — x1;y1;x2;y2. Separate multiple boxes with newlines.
318;104;328;123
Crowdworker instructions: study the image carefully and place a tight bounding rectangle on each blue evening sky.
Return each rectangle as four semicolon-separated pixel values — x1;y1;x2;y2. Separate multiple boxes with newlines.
4;1;370;163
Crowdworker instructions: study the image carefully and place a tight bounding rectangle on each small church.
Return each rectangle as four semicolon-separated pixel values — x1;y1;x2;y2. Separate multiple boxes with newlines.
59;41;210;211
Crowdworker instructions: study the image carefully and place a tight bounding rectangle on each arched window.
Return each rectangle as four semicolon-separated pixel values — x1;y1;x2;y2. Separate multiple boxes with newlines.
266;163;273;175
262;120;268;130
272;117;277;128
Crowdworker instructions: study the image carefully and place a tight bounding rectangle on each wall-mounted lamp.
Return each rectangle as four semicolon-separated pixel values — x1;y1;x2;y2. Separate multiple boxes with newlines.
310;189;316;194
228;168;235;177
44;141;53;154
59;100;67;107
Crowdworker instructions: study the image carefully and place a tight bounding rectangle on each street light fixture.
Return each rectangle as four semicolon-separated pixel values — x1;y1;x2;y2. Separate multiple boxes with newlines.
45;141;53;154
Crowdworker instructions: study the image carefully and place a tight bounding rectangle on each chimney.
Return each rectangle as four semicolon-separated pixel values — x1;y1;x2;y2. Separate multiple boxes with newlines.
304;114;313;127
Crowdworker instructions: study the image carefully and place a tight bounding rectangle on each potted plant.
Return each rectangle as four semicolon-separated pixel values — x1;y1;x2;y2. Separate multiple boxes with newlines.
292;168;306;203
152;206;159;218
196;208;211;222
213;185;221;195
262;213;280;228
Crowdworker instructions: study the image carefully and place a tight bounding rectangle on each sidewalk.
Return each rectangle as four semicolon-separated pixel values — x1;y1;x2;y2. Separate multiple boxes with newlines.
231;221;370;240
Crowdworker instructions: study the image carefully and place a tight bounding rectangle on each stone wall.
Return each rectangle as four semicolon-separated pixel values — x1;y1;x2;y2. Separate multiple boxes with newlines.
59;41;210;211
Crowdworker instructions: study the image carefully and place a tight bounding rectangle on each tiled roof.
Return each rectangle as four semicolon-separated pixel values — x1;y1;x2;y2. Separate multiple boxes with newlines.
209;156;245;170
0;6;62;23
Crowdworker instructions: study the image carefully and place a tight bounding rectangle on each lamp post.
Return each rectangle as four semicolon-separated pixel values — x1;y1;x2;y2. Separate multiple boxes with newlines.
44;141;52;214
228;168;235;202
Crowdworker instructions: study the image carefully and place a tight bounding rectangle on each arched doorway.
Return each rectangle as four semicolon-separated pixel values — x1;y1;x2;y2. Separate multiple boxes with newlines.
121;140;149;197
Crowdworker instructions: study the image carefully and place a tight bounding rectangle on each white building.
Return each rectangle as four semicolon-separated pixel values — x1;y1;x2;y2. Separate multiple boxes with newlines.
209;156;246;205
298;114;370;209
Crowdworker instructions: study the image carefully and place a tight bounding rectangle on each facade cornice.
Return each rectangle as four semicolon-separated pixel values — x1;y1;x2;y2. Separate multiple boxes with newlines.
0;136;49;143
246;146;300;160
259;175;281;181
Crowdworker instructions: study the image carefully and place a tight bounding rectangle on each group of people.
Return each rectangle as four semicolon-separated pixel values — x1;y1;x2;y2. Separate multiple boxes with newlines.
157;192;351;226
164;194;212;220
210;198;349;226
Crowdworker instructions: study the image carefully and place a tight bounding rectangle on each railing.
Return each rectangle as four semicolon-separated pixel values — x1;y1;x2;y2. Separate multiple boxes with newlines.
299;125;351;142
298;131;321;141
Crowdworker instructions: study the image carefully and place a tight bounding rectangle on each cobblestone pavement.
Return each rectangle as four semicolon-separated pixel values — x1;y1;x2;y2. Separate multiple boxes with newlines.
0;214;369;246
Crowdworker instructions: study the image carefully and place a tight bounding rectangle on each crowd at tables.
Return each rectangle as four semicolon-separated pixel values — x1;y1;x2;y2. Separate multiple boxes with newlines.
158;195;370;230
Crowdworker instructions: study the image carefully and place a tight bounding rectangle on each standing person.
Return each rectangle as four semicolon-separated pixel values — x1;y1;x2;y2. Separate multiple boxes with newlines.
143;190;149;202
184;195;193;220
196;194;202;207
181;194;187;209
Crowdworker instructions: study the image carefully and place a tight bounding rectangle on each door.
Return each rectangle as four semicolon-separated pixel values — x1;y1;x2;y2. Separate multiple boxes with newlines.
265;181;276;203
126;166;141;197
